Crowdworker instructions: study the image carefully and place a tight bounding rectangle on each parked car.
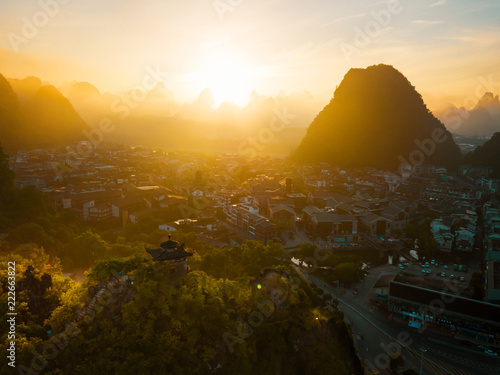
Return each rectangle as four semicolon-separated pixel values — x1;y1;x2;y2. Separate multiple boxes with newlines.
484;349;498;357
453;264;458;271
444;265;449;270
450;274;455;279
459;265;463;272
440;272;446;277
459;276;465;282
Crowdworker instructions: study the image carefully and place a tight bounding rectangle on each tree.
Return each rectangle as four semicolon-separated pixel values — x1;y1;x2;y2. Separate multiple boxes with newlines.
0;145;14;192
334;262;361;284
295;243;318;260
73;230;109;267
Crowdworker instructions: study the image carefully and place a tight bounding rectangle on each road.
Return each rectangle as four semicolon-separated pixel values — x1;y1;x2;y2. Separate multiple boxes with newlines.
301;268;500;375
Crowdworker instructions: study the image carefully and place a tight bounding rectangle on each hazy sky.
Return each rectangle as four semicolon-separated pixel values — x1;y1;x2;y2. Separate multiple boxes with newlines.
0;0;499;108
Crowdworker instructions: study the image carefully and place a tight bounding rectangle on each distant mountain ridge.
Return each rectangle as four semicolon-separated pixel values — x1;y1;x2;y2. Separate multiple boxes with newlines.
291;64;462;171
436;92;500;137
0;74;88;152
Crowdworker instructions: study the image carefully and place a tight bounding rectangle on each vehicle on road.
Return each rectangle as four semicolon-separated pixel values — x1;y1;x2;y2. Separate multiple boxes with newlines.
484;349;498;356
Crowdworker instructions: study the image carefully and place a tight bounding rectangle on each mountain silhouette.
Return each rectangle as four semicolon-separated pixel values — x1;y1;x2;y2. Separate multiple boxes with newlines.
68;81;102;101
291;64;462;170
7;76;43;102
435;92;500;137
0;74;88;151
463;132;500;178
0;74;24;151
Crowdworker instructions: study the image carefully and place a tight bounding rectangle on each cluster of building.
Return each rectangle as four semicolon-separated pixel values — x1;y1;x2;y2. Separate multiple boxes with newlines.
7;146;497;252
430;209;477;252
484;204;500;305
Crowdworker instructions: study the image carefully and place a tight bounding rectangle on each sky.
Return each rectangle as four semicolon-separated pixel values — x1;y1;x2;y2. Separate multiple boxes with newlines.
0;0;499;109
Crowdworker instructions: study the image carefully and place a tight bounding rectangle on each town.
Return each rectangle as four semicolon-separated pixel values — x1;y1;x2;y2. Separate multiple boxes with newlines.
7;141;500;374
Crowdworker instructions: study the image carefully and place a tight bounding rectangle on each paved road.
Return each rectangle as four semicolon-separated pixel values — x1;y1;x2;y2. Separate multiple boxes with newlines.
301;269;500;375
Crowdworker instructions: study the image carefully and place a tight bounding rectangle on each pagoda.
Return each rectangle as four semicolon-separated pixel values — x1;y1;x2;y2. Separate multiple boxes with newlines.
146;235;193;274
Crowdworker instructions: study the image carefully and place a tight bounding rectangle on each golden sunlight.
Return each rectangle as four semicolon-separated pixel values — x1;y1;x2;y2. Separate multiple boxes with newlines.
194;50;254;107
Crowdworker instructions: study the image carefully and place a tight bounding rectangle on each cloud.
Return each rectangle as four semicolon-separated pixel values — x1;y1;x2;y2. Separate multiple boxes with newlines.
430;0;447;7
322;13;366;27
412;20;444;25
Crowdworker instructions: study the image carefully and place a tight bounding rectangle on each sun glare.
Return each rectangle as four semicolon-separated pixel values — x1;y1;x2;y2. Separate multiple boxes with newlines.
195;51;254;107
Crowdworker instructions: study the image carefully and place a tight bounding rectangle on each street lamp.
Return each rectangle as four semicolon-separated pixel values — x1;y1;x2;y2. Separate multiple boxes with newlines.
419;347;427;375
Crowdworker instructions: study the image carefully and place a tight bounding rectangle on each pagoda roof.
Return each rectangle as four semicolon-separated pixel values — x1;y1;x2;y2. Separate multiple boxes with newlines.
160;236;179;249
146;247;193;262
146;235;193;261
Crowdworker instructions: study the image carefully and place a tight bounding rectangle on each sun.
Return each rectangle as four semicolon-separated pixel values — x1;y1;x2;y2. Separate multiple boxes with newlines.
195;51;254;107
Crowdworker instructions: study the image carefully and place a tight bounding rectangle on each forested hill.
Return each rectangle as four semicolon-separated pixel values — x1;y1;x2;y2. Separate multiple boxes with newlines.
0;244;361;374
463;132;500;178
291;64;462;170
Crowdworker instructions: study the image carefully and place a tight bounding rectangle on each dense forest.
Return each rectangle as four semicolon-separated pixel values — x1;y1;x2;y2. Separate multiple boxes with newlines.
0;146;361;374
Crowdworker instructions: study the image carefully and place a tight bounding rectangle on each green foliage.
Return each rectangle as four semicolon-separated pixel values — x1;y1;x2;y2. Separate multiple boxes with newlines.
201;240;286;279
73;230;109;267
334;262;362;284
0;241;355;375
121;216;165;245
405;219;439;257
295;242;318;259
0;248;78;374
0;145;14;193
